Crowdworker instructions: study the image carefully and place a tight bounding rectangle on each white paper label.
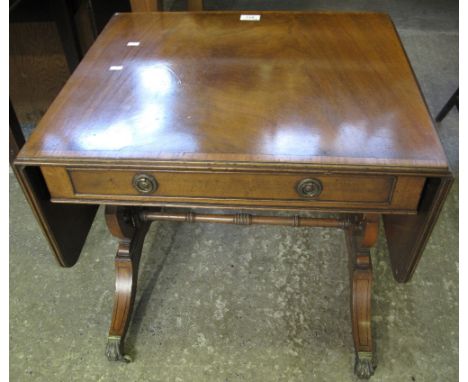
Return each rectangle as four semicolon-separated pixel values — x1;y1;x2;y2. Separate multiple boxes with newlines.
126;41;140;46
109;66;123;71
240;14;261;21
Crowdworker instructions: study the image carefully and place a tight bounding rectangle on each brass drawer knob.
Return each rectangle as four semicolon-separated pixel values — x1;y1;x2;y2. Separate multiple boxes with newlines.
133;174;158;194
296;178;322;198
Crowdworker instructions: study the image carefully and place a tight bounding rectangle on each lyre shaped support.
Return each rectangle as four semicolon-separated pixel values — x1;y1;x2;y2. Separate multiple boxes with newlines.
104;206;151;362
346;214;379;379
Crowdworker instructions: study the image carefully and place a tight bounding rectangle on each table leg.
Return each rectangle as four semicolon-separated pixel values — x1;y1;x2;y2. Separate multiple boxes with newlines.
104;206;151;362
346;214;379;379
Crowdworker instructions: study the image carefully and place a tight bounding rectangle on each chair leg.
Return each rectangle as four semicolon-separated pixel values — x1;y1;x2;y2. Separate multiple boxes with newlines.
187;0;203;10
436;88;459;122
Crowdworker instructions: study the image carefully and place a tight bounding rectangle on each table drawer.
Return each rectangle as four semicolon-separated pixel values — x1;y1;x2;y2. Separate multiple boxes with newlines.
41;167;425;211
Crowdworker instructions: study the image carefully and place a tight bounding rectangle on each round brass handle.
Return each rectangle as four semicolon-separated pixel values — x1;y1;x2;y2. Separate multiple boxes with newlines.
296;178;322;198
133;174;158;194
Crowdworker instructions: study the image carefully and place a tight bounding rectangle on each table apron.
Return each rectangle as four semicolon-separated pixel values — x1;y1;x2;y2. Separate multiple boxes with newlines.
39;166;426;213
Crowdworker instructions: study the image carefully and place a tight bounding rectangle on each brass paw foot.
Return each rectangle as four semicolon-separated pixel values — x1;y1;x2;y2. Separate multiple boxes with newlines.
106;336;122;361
354;352;375;379
105;336;132;362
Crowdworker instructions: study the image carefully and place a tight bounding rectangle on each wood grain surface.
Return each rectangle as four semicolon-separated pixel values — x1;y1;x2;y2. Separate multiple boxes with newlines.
39;165;425;212
16;12;449;171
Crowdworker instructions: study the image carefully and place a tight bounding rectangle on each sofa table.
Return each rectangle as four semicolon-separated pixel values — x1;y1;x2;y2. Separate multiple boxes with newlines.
13;11;452;379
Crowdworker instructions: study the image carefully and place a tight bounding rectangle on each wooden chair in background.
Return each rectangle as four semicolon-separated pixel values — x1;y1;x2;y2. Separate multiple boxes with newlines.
435;88;459;123
130;0;203;11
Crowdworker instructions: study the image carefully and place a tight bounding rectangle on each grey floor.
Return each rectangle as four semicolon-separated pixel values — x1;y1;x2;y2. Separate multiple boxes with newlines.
10;1;458;381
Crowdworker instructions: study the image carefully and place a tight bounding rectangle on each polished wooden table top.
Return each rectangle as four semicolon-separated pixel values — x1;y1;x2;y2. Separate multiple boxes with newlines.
18;11;448;171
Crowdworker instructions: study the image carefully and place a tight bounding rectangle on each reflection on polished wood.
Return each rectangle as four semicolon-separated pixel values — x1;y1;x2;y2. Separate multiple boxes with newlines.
17;12;447;169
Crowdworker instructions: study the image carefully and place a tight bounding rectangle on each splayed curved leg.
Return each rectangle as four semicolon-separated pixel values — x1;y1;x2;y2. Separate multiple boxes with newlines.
104;206;151;362
346;214;379;379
